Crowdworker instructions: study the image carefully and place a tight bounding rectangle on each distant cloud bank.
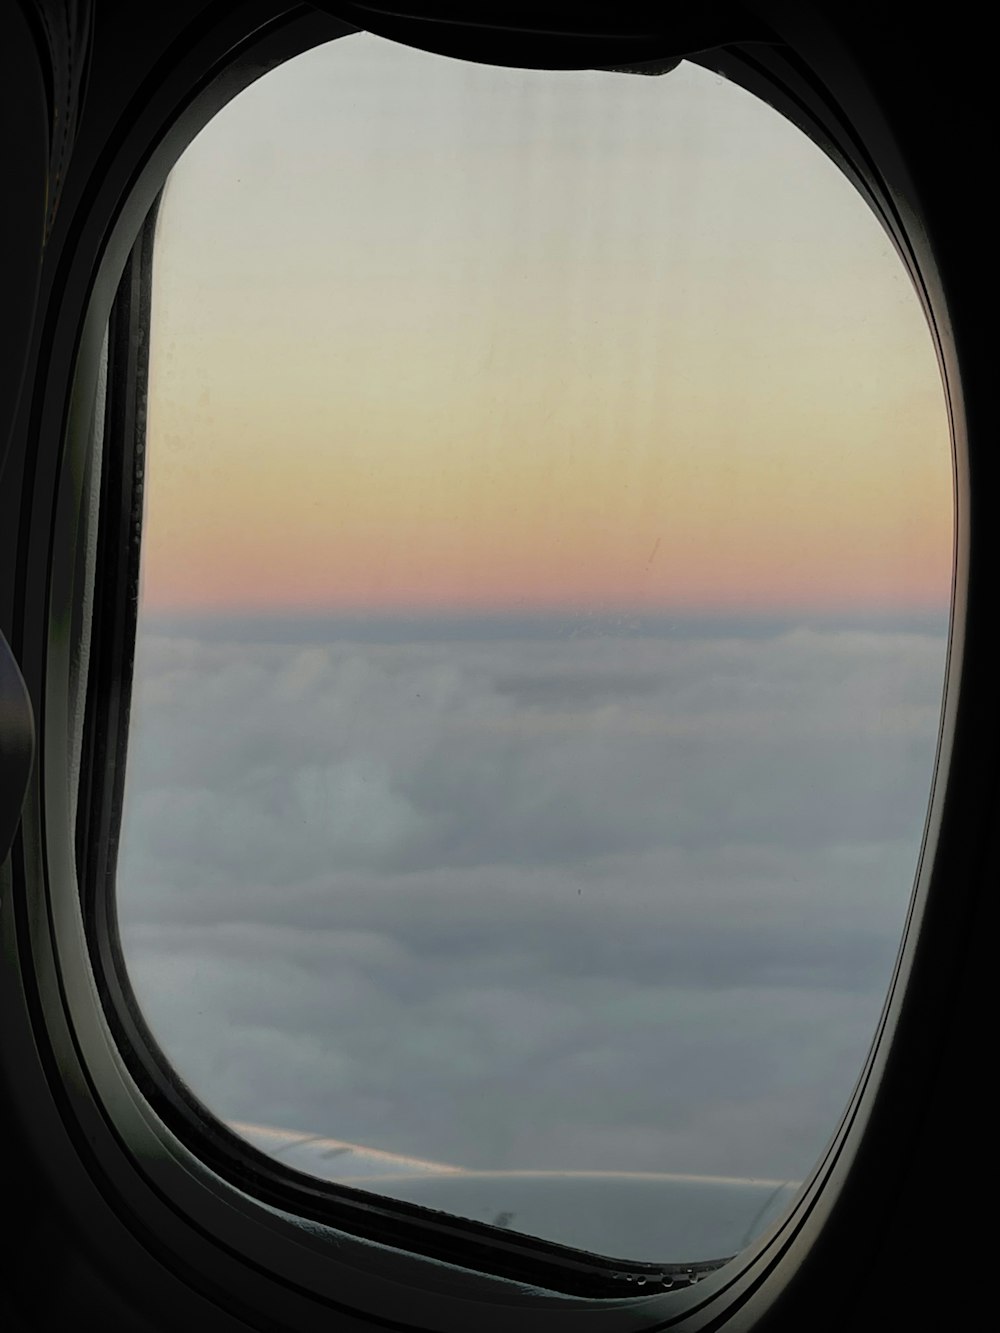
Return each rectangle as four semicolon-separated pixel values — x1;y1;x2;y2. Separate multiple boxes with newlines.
117;615;947;1182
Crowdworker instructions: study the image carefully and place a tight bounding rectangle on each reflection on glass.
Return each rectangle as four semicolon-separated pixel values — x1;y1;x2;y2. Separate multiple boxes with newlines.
117;33;952;1261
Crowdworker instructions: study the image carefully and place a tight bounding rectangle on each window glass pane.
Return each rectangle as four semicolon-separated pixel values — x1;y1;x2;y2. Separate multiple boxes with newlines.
116;33;952;1263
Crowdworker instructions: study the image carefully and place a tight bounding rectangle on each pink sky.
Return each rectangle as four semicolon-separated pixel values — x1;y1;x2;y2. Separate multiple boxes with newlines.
141;36;952;617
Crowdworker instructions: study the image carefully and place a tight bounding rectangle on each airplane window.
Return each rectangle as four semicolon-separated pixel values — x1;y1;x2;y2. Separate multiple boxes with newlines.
114;32;952;1264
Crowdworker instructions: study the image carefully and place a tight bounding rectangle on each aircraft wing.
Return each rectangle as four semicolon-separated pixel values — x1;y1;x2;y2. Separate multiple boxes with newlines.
232;1121;799;1264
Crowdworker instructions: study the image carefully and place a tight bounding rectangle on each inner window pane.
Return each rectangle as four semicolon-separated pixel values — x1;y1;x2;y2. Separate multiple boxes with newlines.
115;33;952;1263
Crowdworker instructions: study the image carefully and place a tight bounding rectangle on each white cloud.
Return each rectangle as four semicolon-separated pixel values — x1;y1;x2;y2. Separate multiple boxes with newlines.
117;619;946;1184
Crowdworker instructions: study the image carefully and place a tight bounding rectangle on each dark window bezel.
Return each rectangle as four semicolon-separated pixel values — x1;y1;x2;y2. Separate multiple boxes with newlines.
2;3;977;1331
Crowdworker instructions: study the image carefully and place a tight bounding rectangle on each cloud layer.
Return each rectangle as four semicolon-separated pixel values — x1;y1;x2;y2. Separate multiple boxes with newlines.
117;617;946;1183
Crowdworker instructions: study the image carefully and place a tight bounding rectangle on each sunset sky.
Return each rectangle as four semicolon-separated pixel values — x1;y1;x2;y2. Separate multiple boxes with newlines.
144;32;951;616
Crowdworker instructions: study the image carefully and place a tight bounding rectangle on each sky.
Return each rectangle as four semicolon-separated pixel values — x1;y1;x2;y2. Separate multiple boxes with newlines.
117;32;953;1262
143;33;951;618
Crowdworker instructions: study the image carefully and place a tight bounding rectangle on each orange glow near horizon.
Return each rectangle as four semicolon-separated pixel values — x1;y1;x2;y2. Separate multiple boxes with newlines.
142;36;952;619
